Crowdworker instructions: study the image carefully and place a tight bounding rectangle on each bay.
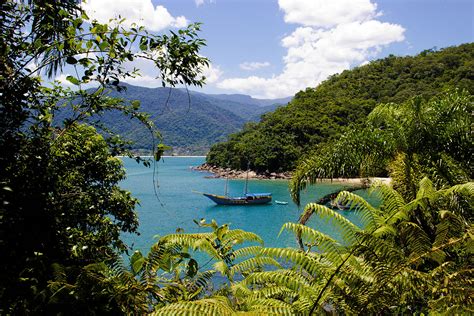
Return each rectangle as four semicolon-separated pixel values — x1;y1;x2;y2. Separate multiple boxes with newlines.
120;157;370;253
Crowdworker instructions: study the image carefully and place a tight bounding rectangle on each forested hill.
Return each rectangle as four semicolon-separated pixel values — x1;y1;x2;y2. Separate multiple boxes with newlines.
89;85;290;155
206;43;474;173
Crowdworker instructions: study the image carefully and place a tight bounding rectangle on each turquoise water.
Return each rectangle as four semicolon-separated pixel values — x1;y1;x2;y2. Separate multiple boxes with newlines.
120;157;369;253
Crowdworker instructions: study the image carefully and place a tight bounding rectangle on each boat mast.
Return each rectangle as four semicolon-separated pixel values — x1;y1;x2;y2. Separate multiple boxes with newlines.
244;162;249;195
224;176;229;196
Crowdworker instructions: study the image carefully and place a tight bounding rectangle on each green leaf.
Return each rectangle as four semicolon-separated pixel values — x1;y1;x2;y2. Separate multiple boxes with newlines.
65;75;80;85
130;250;145;274
66;56;77;65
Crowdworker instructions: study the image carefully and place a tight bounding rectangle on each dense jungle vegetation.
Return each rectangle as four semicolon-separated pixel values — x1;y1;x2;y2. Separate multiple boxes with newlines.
206;43;474;173
1;1;472;315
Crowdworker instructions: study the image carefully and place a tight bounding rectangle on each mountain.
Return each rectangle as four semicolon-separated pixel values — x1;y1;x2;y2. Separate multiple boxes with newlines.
206;43;474;173
89;85;290;155
204;93;292;107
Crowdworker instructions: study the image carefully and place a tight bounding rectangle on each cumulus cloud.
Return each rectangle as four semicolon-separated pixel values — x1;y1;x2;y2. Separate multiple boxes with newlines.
83;0;188;31
279;0;378;28
202;63;223;84
218;0;404;98
240;61;271;71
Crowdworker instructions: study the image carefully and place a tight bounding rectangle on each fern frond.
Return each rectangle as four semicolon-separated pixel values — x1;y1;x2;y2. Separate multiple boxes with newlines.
336;191;380;231
242;305;296;316
192;270;216;290
232;246;263;259
243;270;317;297
301;203;361;244
153;296;235;315
223;229;264;245
260;247;332;275
401;222;432;261
370;182;408;224
439;181;474;197
160;233;213;248
247;285;298;301
416;177;437;200
161;233;220;259
280;222;342;252
230;256;281;276
245;298;295;315
232;282;253;298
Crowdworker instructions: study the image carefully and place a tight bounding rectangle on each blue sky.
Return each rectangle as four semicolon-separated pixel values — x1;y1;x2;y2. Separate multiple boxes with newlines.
78;0;473;98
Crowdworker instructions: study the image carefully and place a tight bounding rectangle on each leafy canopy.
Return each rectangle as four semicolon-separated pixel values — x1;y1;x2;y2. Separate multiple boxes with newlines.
0;0;208;313
206;44;474;173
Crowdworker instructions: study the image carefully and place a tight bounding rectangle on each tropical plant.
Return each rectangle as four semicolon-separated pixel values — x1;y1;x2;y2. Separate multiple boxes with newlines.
236;179;473;314
153;220;281;314
290;89;473;204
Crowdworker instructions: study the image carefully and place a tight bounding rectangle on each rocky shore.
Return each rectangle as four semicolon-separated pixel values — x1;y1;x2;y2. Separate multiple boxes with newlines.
193;163;392;185
193;163;292;180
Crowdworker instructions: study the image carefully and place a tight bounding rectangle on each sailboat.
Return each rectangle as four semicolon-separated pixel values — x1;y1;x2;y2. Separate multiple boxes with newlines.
202;168;272;205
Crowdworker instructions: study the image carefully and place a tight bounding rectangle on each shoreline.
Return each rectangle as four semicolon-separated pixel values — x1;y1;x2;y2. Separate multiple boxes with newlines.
193;164;391;185
116;155;206;158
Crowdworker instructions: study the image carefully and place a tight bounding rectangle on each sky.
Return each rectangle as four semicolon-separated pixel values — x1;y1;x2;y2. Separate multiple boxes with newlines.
78;0;473;99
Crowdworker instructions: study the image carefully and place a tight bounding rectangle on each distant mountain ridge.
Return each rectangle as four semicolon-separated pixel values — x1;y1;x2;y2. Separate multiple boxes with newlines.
196;92;292;107
95;84;291;155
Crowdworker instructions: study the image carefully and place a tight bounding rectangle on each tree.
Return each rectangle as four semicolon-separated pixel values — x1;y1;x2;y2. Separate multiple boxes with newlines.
0;1;208;313
206;44;474;174
290;90;473;204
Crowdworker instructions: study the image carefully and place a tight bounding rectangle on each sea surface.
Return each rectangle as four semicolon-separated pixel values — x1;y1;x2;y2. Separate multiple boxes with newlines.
120;157;373;253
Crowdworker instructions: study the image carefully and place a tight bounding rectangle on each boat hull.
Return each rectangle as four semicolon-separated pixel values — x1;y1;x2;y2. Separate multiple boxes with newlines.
203;193;272;205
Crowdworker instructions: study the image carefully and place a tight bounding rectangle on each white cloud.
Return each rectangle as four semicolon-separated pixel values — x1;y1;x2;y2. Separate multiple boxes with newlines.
217;0;404;98
278;0;378;28
239;61;271;71
195;0;215;7
83;0;188;31
202;63;223;84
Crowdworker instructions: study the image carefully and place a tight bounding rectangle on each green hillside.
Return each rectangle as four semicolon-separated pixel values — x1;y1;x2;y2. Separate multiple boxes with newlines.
206;43;474;172
84;85;289;155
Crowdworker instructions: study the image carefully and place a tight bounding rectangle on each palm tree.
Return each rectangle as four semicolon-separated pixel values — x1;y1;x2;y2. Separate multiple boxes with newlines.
290;90;472;204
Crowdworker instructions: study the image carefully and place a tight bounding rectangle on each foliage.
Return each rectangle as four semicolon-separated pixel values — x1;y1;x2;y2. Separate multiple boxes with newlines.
4;216;277;314
290;89;473;204
0;0;207;313
207;43;474;173
236;179;473;315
